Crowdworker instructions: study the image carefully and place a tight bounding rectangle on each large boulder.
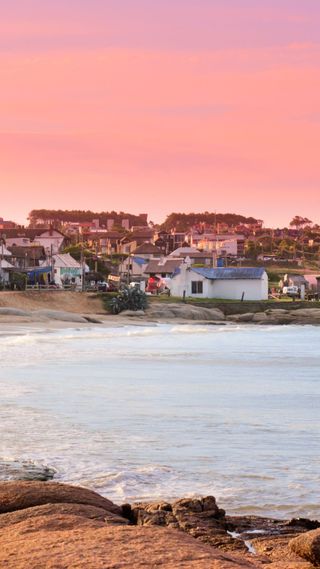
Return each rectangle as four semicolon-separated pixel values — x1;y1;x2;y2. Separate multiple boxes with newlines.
0;502;128;529
0;481;121;516
34;309;89;323
0;308;31;316
0;518;262;568
130;496;246;553
289;528;320;565
147;303;225;321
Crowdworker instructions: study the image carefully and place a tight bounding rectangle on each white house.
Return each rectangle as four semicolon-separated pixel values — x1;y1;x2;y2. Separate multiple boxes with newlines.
52;253;89;288
34;229;66;255
0;246;14;285
40;253;89;288
168;266;268;301
0;259;14;285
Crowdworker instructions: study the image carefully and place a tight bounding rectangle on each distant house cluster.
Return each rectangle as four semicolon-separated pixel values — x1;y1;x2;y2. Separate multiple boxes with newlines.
2;210;320;300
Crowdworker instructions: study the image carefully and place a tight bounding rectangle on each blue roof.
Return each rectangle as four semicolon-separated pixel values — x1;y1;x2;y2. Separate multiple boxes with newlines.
132;256;148;266
191;267;266;280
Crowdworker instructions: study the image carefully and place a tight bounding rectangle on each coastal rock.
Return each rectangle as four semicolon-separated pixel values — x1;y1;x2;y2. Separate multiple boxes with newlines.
0;520;262;569
0;482;313;568
289;528;320;565
120;309;145;317
0;459;55;482
291;309;320;322
0;308;32;316
0;481;122;516
147;303;225;321
131;496;247;552
0;502;129;529
252;312;268;323
227;313;254;322
34;309;89;323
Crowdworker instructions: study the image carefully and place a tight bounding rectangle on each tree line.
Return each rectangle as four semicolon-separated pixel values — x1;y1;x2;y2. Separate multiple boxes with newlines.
160;212;260;232
28;209;146;227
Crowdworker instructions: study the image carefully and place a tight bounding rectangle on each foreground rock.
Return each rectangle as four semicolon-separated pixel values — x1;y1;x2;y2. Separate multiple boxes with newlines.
0;521;261;569
0;481;121;515
290;528;320;565
0;482;315;568
0;482;260;568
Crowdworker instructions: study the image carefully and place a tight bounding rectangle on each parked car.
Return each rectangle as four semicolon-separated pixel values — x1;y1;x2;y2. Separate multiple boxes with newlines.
282;285;299;298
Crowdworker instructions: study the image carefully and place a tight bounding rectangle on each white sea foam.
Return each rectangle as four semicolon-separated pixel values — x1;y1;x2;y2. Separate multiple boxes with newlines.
1;322;320;518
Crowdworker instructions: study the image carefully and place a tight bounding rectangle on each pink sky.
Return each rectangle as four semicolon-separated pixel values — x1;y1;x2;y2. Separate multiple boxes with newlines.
0;1;320;227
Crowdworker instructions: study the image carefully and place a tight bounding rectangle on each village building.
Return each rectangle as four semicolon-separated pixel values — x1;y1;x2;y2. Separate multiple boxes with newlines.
154;231;187;255
280;273;309;290
168;265;268;301
0;259;14;285
119;228;155;254
37;253;89;288
3;228;69;255
119;243;163;280
0;217;16;230
168;247;213;266
189;232;245;257
51;253;88;288
144;258;185;279
7;245;46;269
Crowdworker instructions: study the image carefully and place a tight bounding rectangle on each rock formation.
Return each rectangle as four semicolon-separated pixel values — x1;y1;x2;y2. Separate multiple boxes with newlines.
0;482;317;568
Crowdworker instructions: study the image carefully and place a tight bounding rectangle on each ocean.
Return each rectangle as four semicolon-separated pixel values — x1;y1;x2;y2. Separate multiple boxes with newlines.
1;322;319;519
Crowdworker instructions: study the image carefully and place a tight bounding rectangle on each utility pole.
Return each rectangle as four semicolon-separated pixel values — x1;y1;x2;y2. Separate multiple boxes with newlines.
127;253;131;285
80;249;85;292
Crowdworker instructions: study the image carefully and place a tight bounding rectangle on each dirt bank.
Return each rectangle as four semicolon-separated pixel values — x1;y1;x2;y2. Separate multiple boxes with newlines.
0;291;105;314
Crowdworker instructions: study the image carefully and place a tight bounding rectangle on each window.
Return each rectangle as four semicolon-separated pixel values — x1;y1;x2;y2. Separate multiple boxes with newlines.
191;281;203;294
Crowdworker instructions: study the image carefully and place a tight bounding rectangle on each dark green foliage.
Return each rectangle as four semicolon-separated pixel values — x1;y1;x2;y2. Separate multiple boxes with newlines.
160;212;260;232
10;272;27;290
110;286;147;314
28;209;145;228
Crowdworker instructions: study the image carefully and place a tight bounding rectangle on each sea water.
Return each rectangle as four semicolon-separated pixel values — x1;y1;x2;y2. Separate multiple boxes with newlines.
0;323;319;519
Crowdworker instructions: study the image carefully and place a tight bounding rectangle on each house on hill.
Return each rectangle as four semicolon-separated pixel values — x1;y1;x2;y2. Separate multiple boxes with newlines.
169;247;213;266
119;243;163;280
4;228;69;254
8;246;46;269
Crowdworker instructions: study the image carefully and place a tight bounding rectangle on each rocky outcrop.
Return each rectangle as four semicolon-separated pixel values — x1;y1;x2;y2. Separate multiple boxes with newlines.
130;496;248;552
0;521;261;569
227;307;320;325
0;482;262;569
146;303;226;321
0;482;316;568
0;459;55;482
0;501;128;529
289;528;320;565
0;306;102;323
0;481;121;515
145;302;320;325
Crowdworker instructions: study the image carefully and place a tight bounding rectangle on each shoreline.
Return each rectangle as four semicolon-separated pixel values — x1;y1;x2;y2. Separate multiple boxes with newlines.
1;290;320;326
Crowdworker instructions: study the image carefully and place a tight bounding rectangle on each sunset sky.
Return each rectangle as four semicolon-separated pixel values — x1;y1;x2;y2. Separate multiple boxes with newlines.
1;0;320;227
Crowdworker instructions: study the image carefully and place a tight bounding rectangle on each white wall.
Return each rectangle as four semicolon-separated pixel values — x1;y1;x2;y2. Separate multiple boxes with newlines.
169;266;268;300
